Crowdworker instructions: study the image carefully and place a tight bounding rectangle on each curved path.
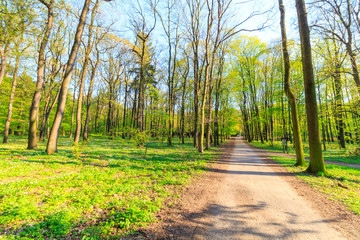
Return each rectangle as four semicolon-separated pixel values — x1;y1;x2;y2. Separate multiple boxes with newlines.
166;137;356;240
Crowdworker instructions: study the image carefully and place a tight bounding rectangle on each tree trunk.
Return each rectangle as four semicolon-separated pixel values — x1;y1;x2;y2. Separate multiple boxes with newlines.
0;44;9;86
69;82;77;139
295;0;326;173
181;59;189;144
46;0;91;154
333;59;346;148
279;0;306;166
28;0;54;149
83;51;100;142
75;0;99;144
122;78;128;138
3;55;20;143
39;80;61;142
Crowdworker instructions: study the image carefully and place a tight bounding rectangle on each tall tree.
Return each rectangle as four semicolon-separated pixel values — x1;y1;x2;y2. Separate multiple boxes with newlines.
158;0;180;146
46;0;92;154
186;0;202;148
74;0;99;144
295;0;326;173
83;37;101;142
27;0;55;149
3;52;21;143
279;0;306;166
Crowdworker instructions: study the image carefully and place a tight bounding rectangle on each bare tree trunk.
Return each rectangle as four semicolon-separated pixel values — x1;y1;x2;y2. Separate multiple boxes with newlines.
279;0;306;166
83;51;100;142
3;55;20;143
295;0;326;173
181;58;189;144
317;80;327;151
69;82;77;139
28;0;54;149
46;0;91;154
75;0;99;144
39;80;61;142
122;77;128;138
0;44;9;86
334;66;346;148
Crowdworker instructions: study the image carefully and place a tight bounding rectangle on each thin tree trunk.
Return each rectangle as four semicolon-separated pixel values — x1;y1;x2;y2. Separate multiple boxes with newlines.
333;57;346;148
39;80;61;142
69;82;77;139
75;0;99;144
279;0;306;166
181;59;189;144
28;0;54;149
46;0;91;154
83;51;100;142
0;44;9;86
3;55;20;143
122;78;128;138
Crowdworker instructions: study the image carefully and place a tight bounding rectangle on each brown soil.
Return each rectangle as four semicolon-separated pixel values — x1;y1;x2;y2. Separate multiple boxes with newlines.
138;138;360;239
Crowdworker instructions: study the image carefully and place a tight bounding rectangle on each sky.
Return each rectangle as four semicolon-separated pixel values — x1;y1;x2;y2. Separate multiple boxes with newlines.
93;0;301;44
236;0;301;43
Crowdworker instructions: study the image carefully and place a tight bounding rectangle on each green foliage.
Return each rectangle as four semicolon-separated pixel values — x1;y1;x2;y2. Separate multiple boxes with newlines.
133;130;149;148
0;135;216;238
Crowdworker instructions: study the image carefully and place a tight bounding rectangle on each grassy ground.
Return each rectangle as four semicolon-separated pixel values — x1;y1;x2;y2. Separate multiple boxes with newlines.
250;140;360;165
0;135;219;239
249;140;360;216
271;156;360;216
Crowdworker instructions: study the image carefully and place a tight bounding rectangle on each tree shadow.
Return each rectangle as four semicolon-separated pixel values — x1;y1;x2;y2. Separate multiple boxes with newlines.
155;201;341;239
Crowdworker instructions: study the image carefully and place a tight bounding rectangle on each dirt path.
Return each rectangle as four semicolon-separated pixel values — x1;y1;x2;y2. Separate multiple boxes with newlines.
142;137;360;239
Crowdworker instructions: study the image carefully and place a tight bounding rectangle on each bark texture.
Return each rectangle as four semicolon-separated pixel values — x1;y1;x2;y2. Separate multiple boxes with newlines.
279;0;306;167
46;0;91;154
295;0;326;173
28;0;55;149
3;56;20;143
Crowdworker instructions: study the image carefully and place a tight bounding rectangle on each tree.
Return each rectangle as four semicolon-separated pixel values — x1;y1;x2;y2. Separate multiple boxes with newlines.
46;0;92;154
74;0;100;144
157;0;180;146
295;0;326;173
279;0;306;166
83;34;102;142
28;0;55;149
0;0;32;86
3;47;21;143
130;0;158;132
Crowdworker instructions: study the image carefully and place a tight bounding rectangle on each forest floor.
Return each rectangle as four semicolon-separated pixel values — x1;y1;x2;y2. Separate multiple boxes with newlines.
248;142;360;169
142;137;360;239
0;136;219;239
250;140;360;166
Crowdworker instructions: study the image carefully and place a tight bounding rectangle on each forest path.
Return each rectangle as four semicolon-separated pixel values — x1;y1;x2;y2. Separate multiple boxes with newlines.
173;137;353;240
188;138;347;239
143;137;360;239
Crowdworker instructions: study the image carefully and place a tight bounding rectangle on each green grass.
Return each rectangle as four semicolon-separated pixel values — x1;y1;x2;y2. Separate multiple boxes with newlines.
0;135;218;239
250;140;360;165
271;156;360;215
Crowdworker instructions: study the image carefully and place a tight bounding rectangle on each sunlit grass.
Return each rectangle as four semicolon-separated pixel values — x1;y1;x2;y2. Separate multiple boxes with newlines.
250;140;360;165
0;135;218;239
272;156;360;215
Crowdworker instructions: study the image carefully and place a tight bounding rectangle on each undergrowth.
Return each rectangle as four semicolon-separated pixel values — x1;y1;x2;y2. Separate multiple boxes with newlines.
250;140;360;165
